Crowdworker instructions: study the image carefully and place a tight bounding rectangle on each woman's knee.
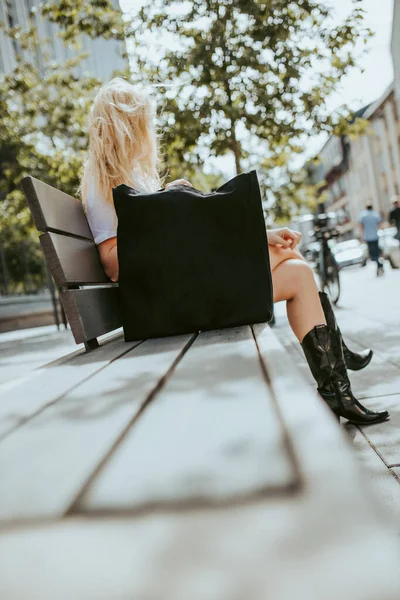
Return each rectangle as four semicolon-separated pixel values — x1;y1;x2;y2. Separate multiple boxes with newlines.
272;258;315;301
290;260;316;292
277;258;313;281
290;257;313;275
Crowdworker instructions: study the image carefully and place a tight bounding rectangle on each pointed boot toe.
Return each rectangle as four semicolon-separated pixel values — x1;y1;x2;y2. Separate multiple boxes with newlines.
345;401;389;426
343;347;373;371
326;388;389;425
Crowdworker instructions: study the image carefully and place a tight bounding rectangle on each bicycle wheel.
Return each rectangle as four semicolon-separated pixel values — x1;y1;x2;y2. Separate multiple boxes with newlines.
323;254;341;305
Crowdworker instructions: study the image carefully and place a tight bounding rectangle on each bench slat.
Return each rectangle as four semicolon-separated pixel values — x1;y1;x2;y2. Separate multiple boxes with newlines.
0;327;399;600
0;507;398;600
22;176;93;240
40;232;109;286
0;334;136;441
79;326;297;513
0;334;194;521
59;288;122;344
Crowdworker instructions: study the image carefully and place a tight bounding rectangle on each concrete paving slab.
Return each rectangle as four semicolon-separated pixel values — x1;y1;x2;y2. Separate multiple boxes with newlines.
344;424;400;528
348;356;400;400
0;326;78;387
336;312;400;373
391;468;400;481
356;394;400;466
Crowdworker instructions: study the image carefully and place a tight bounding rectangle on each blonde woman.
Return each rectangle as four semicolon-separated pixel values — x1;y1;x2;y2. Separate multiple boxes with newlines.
81;78;388;425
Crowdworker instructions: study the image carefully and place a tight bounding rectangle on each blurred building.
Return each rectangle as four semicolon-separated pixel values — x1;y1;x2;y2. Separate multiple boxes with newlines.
392;0;400;116
309;134;353;237
346;85;400;222
0;0;127;79
308;84;400;238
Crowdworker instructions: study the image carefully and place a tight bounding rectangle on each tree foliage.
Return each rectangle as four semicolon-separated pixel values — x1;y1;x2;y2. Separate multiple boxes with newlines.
0;1;124;292
0;0;373;292
41;0;125;42
0;0;225;291
129;0;372;218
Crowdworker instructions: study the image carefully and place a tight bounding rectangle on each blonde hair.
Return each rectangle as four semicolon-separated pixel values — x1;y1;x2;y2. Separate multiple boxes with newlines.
81;78;163;206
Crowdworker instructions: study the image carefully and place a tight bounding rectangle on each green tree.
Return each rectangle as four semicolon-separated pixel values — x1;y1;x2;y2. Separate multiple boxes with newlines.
41;0;125;42
0;1;126;291
130;0;372;217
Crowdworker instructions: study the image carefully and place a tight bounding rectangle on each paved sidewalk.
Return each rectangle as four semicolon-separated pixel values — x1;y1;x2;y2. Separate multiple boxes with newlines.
273;262;400;529
0;293;62;333
0;325;77;388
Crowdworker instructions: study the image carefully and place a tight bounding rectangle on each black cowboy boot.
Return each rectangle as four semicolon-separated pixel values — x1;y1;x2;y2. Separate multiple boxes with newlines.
301;324;389;425
319;291;373;371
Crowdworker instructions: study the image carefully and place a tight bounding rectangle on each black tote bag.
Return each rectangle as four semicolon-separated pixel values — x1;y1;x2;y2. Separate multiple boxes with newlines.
113;170;273;341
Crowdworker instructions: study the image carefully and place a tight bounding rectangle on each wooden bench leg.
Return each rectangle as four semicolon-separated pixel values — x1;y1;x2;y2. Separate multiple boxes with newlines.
84;338;99;352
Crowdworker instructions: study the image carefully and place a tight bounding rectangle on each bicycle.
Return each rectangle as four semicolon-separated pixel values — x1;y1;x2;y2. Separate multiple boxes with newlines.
310;214;341;305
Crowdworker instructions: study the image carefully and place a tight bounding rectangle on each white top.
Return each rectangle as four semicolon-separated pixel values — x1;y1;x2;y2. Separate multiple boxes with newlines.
85;176;154;245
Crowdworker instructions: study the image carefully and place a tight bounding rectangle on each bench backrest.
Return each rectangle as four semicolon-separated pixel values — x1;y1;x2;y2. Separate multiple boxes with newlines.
22;176;122;350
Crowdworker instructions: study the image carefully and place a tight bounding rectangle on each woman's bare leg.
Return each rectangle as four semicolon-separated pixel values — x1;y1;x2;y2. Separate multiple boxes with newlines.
271;257;389;425
272;258;326;342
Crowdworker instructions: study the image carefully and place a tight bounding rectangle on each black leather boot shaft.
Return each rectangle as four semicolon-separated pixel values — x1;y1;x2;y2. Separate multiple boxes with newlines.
301;325;389;425
301;325;341;417
319;291;373;371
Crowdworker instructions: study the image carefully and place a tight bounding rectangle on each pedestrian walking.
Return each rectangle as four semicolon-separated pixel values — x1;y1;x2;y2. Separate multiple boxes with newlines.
358;205;384;276
389;197;400;240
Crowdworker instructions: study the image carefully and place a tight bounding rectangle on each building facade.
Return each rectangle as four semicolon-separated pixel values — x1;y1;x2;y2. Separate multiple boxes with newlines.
345;85;400;227
392;0;400;118
317;134;353;236
0;0;127;80
309;84;400;238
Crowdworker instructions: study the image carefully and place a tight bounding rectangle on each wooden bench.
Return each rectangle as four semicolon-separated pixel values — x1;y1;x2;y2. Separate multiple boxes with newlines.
21;176;122;351
0;177;397;599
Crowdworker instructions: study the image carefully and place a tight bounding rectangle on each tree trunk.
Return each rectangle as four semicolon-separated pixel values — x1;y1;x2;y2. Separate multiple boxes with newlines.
218;12;242;175
231;124;242;175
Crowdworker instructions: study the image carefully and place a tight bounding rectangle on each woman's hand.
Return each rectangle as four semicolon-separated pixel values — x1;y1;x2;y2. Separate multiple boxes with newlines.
267;228;302;249
165;178;193;189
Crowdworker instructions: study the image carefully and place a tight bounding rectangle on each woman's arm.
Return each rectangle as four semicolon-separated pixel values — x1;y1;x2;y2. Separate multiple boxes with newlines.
98;237;119;282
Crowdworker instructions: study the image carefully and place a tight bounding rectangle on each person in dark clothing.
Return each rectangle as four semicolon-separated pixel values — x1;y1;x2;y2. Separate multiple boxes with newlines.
358;204;384;276
389;197;400;240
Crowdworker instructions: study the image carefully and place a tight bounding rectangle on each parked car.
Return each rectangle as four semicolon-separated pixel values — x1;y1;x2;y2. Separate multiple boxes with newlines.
378;227;400;269
331;239;368;269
